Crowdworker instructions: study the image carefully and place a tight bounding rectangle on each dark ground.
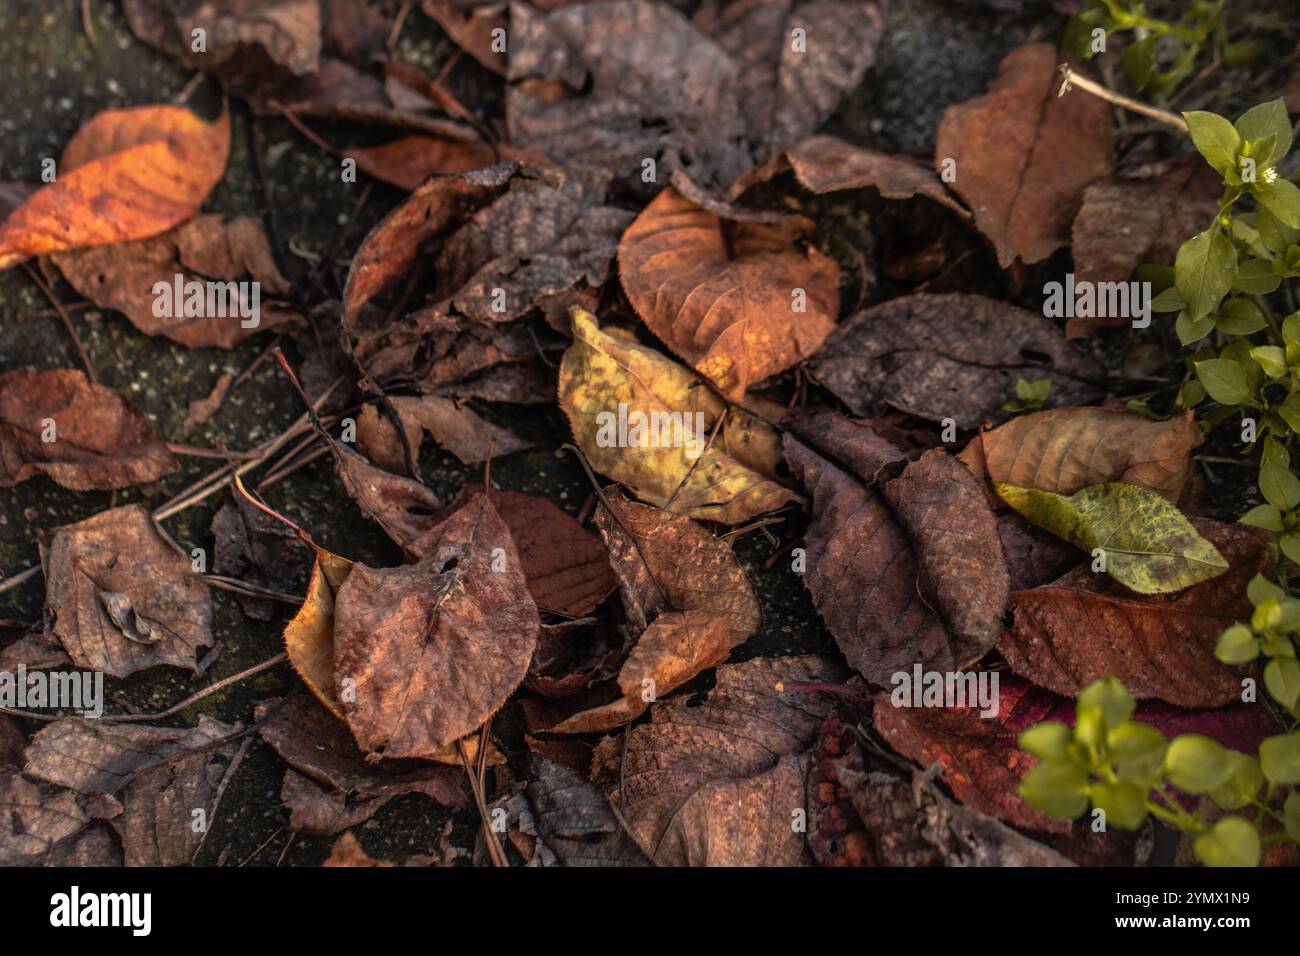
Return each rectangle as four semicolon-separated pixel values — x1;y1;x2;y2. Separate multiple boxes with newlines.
0;0;1288;865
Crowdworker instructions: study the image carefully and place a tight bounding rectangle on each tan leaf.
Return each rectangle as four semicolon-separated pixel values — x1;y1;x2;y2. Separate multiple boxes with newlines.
935;44;1112;267
44;505;213;678
334;493;539;759
355;395;535;469
959;407;1201;501
0;369;177;490
618;186;839;398
0;105;229;270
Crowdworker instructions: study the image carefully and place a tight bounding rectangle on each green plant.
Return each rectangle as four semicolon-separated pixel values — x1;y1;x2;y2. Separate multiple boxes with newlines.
1017;96;1300;866
1001;377;1052;413
1063;1;1248;95
1018;678;1300;866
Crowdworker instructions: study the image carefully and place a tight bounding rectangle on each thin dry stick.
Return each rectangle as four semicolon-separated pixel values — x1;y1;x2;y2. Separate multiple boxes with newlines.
459;737;508;868
103;652;288;723
80;0;96;46
21;262;95;383
1057;64;1189;133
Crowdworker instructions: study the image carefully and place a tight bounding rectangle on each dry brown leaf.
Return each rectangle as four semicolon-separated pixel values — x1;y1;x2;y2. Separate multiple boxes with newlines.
958;407;1201;501
435;483;616;618
0;105;229;270
696;0;883;157
43;505;213;678
355;394;535;469
348;136;506;190
619;186;839;399
0;369;177;490
615;655;843;866
594;490;760;643
1068;156;1222;337
1000;520;1267;708
211;492;312;620
807;293;1106;429
934;43;1112;267
731;134;969;218
0;770;89;866
52;215;297;349
334;493;539;760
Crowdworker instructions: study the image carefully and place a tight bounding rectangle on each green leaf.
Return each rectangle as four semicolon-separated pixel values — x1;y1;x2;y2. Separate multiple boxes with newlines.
1184;110;1242;176
1280;533;1300;567
1235;98;1292;169
1263;659;1300;715
1019;722;1073;761
1277;394;1300;434
1176;228;1237;321
1285;789;1300;843
1089;780;1148;829
1260;460;1300;510
1150;286;1185;312
1232;258;1281;295
1216;298;1268;335
994;481;1229;594
1177;310;1216;345
1078;677;1135;730
1106;721;1167;782
1215;624;1260;664
1165;734;1235;794
1121;35;1156;91
1255;179;1300;231
1194;816;1261;867
1239;503;1284;532
1247;574;1287;605
1018;761;1090;820
1208;753;1264;811
1259;731;1300;785
1250;344;1287;378
1193;358;1250;405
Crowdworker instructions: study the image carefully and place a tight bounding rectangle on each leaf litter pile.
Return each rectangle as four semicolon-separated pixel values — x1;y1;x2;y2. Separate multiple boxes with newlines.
0;0;1297;869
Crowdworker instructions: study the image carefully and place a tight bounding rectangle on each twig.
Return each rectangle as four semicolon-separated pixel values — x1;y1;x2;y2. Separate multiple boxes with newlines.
21;262;95;382
459;736;508;867
103;652;289;723
1057;64;1189;134
80;0;96;46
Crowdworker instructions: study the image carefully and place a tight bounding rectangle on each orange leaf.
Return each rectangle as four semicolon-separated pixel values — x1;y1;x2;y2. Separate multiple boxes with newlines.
0;104;230;270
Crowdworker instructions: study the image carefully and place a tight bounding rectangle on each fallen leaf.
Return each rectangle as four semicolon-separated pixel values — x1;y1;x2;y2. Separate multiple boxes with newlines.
334;493;539;759
558;308;800;524
618;186;839;398
507;0;750;190
436;484;616;618
0;770;89;865
594;489;761;642
1069;156;1222;337
52;215;297;349
0;105;230;270
0;369;177;490
1001;519;1266;707
959;407;1201;501
994;481;1228;594
696;0;883;157
0;716;24;767
807;293;1106;429
182;369;234;434
121;0;322;76
355;394;535;469
935;43;1112;266
997;513;1080;591
731;134;969;218
615;655;844;865
880;449;1009;659
421;1;508;76
348;136;506;190
43;505;213;677
523;754;648;866
332;444;443;554
211;492;312;620
23;716;238;866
